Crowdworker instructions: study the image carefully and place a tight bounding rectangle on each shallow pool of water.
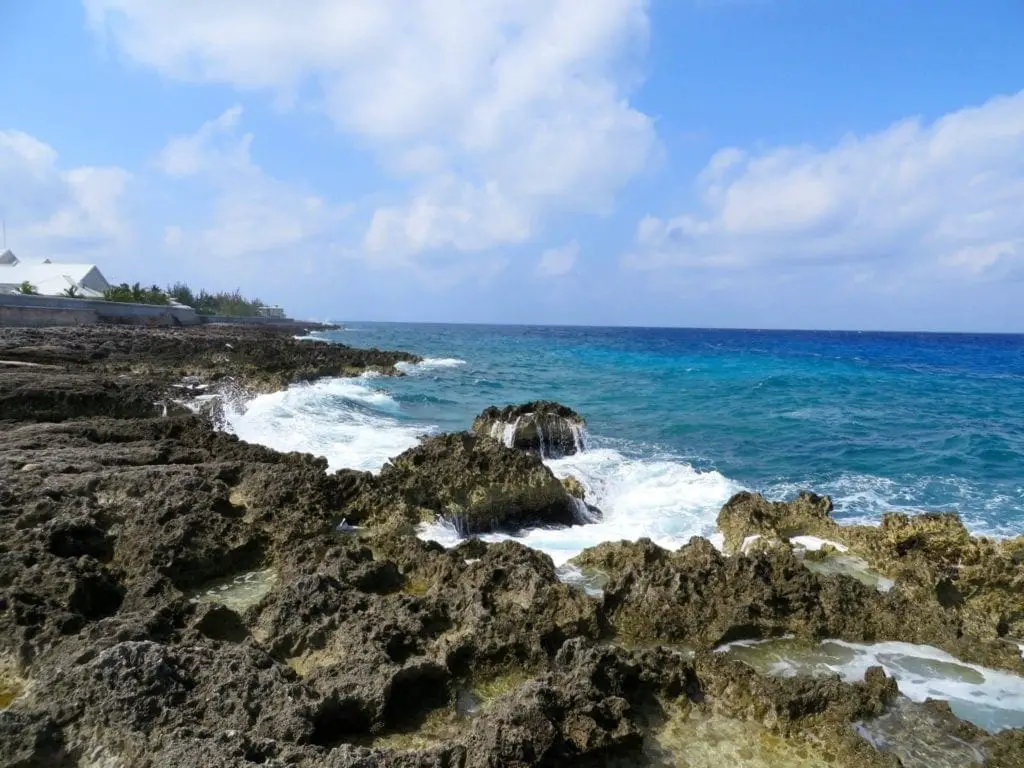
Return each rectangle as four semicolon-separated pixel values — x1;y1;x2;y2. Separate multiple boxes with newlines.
188;568;278;613
721;638;1024;733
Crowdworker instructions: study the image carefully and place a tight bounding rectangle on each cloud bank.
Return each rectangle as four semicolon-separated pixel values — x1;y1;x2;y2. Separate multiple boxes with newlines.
85;0;657;258
628;91;1024;284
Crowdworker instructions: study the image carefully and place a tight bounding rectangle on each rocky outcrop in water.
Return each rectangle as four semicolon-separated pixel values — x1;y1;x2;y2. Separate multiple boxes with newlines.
472;401;586;458
343;432;587;534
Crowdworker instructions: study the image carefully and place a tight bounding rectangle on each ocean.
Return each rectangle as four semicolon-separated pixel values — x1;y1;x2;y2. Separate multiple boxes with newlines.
223;322;1024;732
228;323;1024;553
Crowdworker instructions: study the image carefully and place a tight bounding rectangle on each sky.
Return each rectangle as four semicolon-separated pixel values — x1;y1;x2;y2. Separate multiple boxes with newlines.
1;1;1023;331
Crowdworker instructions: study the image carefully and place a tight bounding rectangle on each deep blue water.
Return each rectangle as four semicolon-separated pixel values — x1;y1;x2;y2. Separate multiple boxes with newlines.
321;323;1024;535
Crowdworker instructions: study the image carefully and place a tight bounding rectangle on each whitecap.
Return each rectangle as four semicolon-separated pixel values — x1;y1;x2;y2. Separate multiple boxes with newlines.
790;535;849;553
419;446;742;566
222;377;431;473
396;357;467;374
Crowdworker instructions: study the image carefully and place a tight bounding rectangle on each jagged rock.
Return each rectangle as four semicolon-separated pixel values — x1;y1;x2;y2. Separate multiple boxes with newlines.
561;476;586;500
0;325;420;404
472;401;586;458
344;433;583;534
843;513;1024;643
573;537;1019;669
716;490;838;554
716;492;1024;651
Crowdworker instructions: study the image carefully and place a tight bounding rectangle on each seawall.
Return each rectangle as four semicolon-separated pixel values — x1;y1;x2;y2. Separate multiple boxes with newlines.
0;294;335;331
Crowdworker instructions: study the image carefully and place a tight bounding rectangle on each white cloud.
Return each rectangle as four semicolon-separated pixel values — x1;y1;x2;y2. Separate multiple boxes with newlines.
85;0;656;257
156;106;350;259
627;91;1024;281
0;129;132;260
536;240;579;277
155;105;247;177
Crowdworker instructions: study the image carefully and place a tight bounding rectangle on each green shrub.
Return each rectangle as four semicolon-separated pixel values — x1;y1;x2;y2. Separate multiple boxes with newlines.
166;282;264;316
103;282;169;305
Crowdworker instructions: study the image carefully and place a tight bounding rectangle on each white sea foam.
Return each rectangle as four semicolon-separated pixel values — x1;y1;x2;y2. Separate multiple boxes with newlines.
222;377;429;473
723;638;1024;733
396;357;467;373
418;446;742;566
790;535;849;553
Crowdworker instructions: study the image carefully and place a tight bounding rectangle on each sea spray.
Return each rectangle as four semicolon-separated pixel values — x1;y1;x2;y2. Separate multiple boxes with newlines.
418;446;741;566
222;376;429;473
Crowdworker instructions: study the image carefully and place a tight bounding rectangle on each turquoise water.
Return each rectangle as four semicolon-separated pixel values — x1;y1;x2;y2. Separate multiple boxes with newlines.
228;324;1024;542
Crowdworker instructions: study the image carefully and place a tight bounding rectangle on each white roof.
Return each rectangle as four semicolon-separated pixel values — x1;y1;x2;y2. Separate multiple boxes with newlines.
0;262;106;296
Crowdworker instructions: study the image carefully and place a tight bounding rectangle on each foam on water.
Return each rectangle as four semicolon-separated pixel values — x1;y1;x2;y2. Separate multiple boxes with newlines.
722;638;1024;733
223;376;430;473
396;357;467;374
418;445;742;566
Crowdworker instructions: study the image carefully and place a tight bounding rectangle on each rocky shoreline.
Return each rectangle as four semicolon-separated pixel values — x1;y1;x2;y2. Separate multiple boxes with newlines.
1;326;1022;767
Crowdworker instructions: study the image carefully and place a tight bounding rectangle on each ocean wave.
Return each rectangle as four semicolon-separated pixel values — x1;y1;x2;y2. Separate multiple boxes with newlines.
419;445;742;566
766;473;1022;535
396;357;467;373
222;377;429;473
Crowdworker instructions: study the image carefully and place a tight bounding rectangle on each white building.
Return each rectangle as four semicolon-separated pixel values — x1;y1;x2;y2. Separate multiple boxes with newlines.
0;250;111;298
257;305;287;319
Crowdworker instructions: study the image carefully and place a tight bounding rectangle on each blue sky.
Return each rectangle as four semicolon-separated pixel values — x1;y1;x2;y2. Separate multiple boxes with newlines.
2;1;1023;331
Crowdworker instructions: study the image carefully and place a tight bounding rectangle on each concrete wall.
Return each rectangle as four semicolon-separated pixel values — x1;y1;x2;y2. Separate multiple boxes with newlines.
0;294;336;331
0;304;101;328
0;294;199;327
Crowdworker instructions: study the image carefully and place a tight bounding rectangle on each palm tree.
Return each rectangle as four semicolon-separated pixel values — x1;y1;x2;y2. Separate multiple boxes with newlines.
15;281;38;295
61;285;80;298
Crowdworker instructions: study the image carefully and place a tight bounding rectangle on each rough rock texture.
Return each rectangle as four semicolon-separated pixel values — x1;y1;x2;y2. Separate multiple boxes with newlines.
561;476;586;500
2;326;1022;767
472;401;585;458
343;433;584;534
572;536;1023;671
717;491;837;554
716;491;1024;658
0;325;420;408
844;513;1024;644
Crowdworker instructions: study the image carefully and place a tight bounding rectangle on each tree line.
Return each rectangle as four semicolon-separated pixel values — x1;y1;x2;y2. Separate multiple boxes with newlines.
13;280;266;317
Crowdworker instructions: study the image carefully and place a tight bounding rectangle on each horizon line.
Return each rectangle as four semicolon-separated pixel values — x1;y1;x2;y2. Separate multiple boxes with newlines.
301;319;1024;337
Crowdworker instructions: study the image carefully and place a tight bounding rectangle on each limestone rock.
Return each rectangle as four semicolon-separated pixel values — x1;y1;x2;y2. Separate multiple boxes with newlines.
345;433;583;534
472;401;585;458
716;491;838;554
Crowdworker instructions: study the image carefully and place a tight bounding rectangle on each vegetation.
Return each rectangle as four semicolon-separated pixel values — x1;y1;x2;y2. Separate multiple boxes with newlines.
166;282;265;317
103;282;170;305
61;286;81;298
15;281;38;295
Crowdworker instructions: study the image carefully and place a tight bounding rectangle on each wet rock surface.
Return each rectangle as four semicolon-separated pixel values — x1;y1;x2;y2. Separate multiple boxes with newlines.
472;401;586;458
1;326;1022;767
344;432;585;534
715;491;1024;667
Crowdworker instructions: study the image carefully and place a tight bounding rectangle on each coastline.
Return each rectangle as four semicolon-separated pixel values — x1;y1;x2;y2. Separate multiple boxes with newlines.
1;326;1022;767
